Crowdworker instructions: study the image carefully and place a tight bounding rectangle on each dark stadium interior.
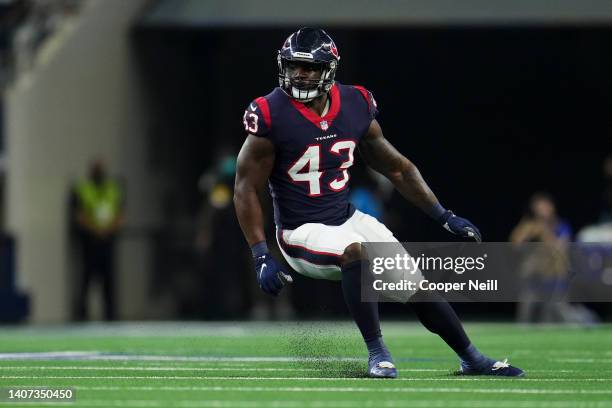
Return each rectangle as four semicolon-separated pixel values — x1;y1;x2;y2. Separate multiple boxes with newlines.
131;25;612;319
2;2;612;404
133;26;610;241
3;1;612;404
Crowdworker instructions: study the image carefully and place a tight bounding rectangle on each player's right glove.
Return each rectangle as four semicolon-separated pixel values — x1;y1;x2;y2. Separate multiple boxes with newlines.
251;242;293;296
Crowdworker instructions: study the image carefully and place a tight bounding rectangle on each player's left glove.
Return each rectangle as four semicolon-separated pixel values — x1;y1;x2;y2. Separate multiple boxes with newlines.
440;211;482;242
430;203;482;242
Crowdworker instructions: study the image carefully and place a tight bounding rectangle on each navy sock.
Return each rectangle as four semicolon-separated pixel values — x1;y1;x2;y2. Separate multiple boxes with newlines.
341;260;385;356
408;290;494;368
408;290;471;354
365;337;390;359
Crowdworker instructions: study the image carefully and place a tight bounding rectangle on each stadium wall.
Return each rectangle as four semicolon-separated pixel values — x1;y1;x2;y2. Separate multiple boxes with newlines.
4;0;153;322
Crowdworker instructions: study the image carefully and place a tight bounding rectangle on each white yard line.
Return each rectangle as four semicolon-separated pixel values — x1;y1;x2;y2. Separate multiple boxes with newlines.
552;358;612;364
0;352;362;362
6;352;594;368
0;352;598;370
0;366;445;373
55;385;612;395
0;375;610;382
0;366;586;374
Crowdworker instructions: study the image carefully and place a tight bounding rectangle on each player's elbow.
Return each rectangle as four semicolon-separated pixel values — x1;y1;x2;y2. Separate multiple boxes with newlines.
385;158;416;184
385;169;403;185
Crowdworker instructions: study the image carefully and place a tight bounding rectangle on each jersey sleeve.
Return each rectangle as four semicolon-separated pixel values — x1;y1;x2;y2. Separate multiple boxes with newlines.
242;96;271;137
353;85;379;120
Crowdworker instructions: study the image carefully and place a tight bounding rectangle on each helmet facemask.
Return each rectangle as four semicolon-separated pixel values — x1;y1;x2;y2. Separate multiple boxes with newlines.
278;56;338;102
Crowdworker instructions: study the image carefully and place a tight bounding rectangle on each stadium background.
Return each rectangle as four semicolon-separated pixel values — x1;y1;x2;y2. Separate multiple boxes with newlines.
0;0;611;324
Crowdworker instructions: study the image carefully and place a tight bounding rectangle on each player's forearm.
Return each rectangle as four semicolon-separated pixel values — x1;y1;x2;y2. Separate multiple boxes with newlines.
233;187;267;246
388;160;441;216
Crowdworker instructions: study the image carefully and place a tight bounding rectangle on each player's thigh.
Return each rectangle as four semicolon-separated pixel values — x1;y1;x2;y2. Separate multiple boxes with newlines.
350;210;423;302
348;210;396;243
276;223;364;281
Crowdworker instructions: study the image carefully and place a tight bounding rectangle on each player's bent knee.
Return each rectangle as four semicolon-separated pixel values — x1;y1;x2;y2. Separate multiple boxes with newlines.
340;242;363;267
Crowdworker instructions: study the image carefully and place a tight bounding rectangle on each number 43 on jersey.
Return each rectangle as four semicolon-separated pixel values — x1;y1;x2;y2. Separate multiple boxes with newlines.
287;140;356;196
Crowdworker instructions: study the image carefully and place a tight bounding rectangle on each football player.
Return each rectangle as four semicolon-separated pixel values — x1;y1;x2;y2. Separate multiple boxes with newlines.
234;27;524;378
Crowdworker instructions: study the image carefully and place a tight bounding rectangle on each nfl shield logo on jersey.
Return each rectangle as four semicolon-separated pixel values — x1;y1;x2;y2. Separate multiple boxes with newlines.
320;120;329;130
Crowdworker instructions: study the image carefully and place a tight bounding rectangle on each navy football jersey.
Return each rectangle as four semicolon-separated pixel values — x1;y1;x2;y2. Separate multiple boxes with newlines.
243;82;378;230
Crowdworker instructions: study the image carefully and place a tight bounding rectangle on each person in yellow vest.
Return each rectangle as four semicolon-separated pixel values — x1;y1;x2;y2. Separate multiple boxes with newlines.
72;159;124;321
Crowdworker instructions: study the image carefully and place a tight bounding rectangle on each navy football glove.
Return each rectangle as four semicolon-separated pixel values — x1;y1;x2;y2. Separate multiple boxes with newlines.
439;210;482;242
254;253;293;296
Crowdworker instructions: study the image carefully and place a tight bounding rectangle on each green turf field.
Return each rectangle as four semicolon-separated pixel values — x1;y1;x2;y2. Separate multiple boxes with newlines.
0;322;610;407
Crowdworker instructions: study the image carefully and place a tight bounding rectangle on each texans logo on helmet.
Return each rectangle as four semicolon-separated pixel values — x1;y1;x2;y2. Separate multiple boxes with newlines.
330;44;339;59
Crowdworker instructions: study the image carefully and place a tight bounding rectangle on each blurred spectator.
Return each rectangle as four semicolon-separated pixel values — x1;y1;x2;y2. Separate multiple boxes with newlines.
576;155;612;242
349;168;385;220
196;146;292;319
195;149;243;318
511;192;572;244
0;0;29;85
350;186;383;219
0;156;5;229
1;0;81;83
600;154;612;223
195;147;294;320
70;158;124;321
349;167;395;220
510;192;598;325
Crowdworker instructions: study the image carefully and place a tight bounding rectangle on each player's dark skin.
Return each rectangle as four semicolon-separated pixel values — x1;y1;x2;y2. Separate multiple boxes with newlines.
234;62;441;265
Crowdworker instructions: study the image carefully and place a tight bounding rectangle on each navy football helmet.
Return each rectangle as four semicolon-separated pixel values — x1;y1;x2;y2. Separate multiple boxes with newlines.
278;27;340;102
